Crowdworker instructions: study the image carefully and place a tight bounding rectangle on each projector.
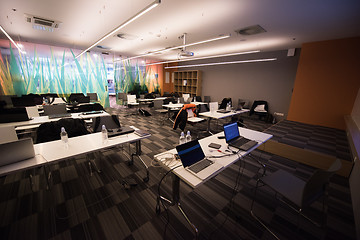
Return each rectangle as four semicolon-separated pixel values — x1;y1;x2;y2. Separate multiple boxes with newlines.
179;50;194;57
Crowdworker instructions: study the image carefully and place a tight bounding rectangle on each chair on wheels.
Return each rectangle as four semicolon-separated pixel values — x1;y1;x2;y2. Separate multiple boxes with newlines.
249;100;269;120
251;159;342;239
219;97;232;109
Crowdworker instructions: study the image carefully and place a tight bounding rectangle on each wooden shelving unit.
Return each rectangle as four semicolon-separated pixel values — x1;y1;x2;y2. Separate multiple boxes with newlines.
173;70;202;97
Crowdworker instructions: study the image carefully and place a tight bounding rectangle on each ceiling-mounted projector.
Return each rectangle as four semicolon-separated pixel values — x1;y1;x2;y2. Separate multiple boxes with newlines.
179;49;194;57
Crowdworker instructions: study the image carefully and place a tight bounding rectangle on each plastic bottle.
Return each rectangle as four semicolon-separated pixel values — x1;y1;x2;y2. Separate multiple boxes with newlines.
226;102;231;111
179;131;186;145
60;127;69;148
101;125;108;144
185;130;192;143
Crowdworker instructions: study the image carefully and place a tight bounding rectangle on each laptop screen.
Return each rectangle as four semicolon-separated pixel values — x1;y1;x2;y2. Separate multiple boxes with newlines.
223;122;240;143
176;140;205;168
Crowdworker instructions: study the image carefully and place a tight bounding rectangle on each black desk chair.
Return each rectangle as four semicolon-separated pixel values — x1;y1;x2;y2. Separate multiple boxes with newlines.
251;159;342;239
249;100;269;120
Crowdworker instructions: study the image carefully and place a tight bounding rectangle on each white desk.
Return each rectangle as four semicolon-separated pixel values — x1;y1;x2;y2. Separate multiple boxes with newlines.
155;127;272;188
0;111;110;129
199;109;250;134
0;127;151;181
154;127;272;234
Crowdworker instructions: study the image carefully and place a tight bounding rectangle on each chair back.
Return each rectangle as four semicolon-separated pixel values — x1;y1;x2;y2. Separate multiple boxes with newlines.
302;159;342;206
250;100;268;115
204;96;211;103
153;99;164;109
43;104;67;116
25;106;40;118
78;103;104;112
127;95;137;104
92;115;121;132
36;118;89;143
87;93;98;101
0;126;18;144
219;98;232;109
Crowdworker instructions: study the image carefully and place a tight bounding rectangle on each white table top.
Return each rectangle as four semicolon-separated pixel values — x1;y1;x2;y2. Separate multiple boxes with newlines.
163;102;208;109
0;127;150;176
199;109;249;119
154;127;272;188
0;111;110;128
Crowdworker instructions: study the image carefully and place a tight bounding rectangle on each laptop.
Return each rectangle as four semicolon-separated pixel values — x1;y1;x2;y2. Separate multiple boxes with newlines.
217;109;230;113
0;138;36;167
43;104;71;119
223;122;258;151
176;139;223;180
107;126;135;137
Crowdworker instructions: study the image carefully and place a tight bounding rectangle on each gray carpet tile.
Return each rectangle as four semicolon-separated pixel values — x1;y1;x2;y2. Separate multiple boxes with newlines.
0;98;356;239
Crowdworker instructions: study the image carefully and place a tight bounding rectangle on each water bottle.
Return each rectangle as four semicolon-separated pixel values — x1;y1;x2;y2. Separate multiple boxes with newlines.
101;125;108;144
179;131;186;145
60;127;69;149
185;131;192;143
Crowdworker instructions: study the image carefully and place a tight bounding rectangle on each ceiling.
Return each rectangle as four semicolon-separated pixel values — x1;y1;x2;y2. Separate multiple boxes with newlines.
1;0;360;62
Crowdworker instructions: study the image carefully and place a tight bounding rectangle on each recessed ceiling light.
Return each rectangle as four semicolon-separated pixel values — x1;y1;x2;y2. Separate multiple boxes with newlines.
235;25;266;35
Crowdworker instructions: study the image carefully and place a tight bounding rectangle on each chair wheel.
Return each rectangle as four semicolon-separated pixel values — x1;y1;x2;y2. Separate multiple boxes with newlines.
143;176;149;182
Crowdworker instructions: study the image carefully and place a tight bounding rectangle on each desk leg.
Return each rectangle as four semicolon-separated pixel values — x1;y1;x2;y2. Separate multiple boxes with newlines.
156;174;198;237
206;118;214;135
129;140;149;182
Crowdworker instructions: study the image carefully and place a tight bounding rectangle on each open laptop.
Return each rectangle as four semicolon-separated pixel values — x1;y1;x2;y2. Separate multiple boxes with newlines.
176;139;223;180
43;104;71;119
223;122;258;151
0;138;36;167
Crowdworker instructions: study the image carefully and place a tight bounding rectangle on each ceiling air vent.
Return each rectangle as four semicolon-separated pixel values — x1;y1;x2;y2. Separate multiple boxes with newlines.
235;25;266;35
24;14;61;32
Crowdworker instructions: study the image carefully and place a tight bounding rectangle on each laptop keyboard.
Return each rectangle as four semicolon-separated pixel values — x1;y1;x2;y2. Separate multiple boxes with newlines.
48;113;72;119
232;137;251;146
188;159;213;173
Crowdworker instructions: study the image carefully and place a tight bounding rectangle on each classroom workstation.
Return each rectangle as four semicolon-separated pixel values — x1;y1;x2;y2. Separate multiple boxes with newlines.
0;1;360;239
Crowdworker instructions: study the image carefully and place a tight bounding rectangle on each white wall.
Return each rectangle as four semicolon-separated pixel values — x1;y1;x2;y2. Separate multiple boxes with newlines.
179;49;300;117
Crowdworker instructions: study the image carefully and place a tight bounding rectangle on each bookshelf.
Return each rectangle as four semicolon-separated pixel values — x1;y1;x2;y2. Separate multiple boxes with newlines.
173;70;202;97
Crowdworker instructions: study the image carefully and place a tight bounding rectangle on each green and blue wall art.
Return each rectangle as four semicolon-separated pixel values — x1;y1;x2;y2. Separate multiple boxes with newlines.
0;40;162;108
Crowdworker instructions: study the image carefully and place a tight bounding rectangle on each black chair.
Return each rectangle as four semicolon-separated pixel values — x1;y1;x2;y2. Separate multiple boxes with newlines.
249;100;269;120
251;159;342;239
36;118;89;143
193;96;202;102
87;93;98;102
69;93;86;103
77;103;104;113
219;98;232;109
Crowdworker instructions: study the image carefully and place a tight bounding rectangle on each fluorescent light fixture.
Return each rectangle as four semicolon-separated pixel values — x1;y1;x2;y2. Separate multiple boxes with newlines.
164;58;277;69
0;25;26;54
75;0;160;59
120;34;231;62
145;50;260;66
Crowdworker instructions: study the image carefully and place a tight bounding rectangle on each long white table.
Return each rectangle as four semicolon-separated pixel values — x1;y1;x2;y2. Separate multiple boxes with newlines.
199;109;250;134
0;111;110;129
154;127;272;235
0;127;151;182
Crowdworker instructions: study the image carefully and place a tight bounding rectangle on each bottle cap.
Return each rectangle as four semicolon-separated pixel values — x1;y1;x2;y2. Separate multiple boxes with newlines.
61;127;65;132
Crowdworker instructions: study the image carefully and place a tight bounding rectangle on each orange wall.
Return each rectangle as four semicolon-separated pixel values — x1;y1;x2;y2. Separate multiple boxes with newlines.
287;37;360;130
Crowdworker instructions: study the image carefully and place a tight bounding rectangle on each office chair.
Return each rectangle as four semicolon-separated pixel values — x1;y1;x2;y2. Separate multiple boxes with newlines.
203;96;211;103
251;159;342;239
153;99;168;124
77;103;104;113
249;100;269;120
219;98;232;109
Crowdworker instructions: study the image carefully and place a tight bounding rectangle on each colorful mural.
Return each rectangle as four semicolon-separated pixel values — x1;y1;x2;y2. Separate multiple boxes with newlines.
0;42;110;107
0;40;163;108
114;60;161;97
